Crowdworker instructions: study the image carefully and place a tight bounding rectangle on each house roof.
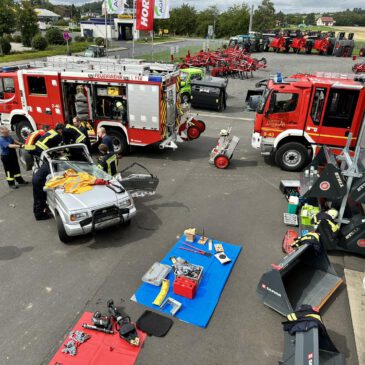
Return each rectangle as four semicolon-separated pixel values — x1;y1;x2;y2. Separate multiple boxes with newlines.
319;16;334;22
35;8;61;18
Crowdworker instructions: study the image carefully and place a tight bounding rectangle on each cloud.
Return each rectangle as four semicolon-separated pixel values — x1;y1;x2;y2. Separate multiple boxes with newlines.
51;0;363;13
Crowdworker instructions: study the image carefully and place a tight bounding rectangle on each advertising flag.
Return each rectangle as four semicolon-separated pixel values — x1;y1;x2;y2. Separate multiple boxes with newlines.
136;0;155;31
154;0;170;19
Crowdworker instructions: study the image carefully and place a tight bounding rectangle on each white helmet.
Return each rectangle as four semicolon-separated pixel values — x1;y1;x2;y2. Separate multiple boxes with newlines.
327;208;338;220
115;101;123;111
220;129;228;136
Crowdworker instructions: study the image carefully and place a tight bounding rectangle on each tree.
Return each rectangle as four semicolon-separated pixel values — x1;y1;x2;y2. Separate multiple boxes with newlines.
253;0;275;32
17;1;39;47
168;4;197;36
305;13;316;26
195;6;219;38
217;4;250;38
0;37;11;55
0;0;16;36
276;11;285;27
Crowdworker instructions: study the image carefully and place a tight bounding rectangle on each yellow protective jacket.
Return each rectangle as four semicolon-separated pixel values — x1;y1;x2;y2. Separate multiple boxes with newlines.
45;169;96;194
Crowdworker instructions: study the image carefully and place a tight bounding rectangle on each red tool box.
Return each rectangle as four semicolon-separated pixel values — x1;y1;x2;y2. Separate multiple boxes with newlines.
173;277;198;299
49;311;147;365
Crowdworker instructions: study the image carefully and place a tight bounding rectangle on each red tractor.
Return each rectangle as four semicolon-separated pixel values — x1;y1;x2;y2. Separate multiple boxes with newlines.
290;31;308;54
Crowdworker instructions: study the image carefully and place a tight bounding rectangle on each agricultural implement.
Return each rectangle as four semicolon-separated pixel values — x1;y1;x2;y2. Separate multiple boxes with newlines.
353;61;365;73
181;48;266;79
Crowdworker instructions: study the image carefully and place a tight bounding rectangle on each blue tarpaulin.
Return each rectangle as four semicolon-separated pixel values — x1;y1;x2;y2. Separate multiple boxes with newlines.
131;234;242;328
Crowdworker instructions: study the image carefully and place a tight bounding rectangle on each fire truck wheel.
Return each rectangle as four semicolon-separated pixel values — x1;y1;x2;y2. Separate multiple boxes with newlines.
187;125;200;140
275;142;308;172
217;94;224;112
16;119;33;143
56;212;73;244
181;93;190;104
193;120;206;133
108;130;129;155
214;154;229;169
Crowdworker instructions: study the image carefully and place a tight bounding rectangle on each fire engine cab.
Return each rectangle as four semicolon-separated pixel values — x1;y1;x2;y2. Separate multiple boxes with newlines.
251;72;365;171
0;56;203;154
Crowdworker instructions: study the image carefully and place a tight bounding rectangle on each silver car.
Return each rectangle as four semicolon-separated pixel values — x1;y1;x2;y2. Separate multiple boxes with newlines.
40;144;137;243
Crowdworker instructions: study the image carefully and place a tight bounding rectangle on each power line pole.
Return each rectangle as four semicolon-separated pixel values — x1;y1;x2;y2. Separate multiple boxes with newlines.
249;4;254;33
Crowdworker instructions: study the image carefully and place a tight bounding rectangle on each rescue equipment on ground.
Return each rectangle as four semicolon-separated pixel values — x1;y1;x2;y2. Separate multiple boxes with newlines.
209;127;240;169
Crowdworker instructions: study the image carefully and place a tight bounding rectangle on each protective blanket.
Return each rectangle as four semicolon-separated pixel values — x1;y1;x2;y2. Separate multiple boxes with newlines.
45;169;96;194
131;234;242;328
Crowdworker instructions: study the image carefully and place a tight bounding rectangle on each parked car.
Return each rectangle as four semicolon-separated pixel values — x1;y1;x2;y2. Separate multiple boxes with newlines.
37;144;136;243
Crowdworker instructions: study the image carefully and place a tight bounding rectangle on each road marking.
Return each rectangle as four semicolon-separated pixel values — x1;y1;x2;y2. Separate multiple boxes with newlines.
197;113;253;121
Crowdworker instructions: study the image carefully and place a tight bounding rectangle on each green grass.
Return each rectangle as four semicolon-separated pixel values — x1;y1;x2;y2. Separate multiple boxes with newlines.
136;36;184;44
0;42;92;64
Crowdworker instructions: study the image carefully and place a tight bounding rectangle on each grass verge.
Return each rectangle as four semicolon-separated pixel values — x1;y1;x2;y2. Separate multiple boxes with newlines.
0;42;92;64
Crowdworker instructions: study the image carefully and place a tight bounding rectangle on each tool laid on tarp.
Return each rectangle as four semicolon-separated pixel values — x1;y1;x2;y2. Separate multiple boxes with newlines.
107;299;140;346
209;127;240;169
279;305;345;365
257;240;343;316
179;242;212;257
49;311;147;365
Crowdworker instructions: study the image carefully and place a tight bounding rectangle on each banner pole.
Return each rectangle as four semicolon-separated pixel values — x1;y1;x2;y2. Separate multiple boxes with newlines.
132;0;136;58
105;5;108;50
151;30;154;61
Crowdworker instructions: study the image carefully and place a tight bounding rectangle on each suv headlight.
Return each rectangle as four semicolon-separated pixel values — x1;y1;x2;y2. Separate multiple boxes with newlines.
118;198;133;208
70;212;89;222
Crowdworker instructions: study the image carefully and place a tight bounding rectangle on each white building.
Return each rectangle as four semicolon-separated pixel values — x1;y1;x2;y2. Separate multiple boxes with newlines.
35;8;61;30
316;16;335;27
80;16;147;41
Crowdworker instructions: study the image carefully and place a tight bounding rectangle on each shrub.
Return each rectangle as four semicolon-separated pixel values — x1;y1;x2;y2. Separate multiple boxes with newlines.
31;34;48;51
0;38;11;55
95;37;104;46
45;28;65;45
86;36;94;43
74;36;85;42
13;35;22;43
3;34;13;43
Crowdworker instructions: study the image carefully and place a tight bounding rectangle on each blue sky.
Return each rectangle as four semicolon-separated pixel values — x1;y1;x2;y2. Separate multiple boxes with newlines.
51;0;363;13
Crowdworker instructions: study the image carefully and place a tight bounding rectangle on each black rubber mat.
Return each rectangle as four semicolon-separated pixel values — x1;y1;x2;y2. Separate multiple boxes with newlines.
136;310;173;337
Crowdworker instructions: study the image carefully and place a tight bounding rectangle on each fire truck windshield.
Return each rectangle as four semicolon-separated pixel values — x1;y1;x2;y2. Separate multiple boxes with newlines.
256;88;270;114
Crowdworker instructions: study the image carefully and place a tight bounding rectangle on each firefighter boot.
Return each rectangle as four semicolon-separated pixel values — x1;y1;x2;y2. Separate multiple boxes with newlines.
15;176;29;185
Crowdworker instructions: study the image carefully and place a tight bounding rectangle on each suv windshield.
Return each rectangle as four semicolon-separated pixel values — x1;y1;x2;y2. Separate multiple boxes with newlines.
51;160;112;180
256;88;270;114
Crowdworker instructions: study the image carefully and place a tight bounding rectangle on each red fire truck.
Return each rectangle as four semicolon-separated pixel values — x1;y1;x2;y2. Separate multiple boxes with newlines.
251;72;365;171
0;56;204;154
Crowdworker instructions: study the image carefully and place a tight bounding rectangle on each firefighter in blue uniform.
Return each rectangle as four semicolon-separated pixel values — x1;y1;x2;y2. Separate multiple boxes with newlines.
0;126;28;189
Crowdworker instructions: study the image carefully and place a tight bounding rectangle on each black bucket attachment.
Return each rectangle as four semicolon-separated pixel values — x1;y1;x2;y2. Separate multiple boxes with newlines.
257;244;343;316
119;163;159;198
303;164;347;201
279;327;345;365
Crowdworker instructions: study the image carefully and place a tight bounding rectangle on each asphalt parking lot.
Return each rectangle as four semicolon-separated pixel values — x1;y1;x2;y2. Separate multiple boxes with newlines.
0;51;363;365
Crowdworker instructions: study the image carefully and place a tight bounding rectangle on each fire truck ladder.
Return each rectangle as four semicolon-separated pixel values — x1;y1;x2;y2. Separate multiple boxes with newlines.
30;56;178;77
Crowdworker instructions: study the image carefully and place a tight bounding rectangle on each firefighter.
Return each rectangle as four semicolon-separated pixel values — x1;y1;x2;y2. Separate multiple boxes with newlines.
97;127;114;152
0;126;28;189
24;129;46;155
97;143;118;176
72;117;91;152
113;100;127;124
34;124;64;156
63;123;87;145
32;160;50;220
